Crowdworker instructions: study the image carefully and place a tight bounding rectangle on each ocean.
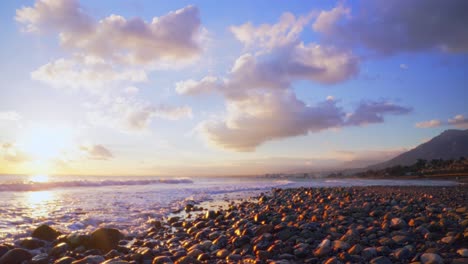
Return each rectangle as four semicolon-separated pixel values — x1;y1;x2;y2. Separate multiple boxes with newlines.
0;175;458;242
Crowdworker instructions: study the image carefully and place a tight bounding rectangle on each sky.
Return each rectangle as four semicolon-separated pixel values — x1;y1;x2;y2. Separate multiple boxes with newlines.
0;0;467;176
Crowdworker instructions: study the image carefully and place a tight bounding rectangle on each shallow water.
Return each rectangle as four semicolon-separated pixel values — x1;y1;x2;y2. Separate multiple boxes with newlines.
0;175;458;242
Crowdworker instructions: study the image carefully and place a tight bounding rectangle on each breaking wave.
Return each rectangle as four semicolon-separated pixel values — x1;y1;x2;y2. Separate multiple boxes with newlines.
0;178;194;192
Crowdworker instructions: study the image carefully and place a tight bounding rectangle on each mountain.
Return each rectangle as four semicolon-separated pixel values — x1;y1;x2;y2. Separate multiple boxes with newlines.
370;129;468;169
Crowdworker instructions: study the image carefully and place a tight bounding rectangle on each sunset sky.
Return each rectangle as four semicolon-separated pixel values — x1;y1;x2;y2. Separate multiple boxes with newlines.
0;0;467;176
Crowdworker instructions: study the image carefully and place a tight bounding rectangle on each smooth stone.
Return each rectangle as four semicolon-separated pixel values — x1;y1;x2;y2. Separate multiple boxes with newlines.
332;240;350;251
175;256;199;264
420;253;443;264
31;253;49;264
391;218;407;229
361;247;378;260
452;259;468;264
152;256;173;264
32;225;61;241
457;248;468;257
314;239;331;257
441;236;456;244
394;247;411;260
50;242;69;257
0;248;32;264
348;244;363;255
323;256;341;264
89;228;123;253
216;249;229;258
54;256;76;264
101;260;130;264
71;255;105;264
19;237;46;249
370;256;392;264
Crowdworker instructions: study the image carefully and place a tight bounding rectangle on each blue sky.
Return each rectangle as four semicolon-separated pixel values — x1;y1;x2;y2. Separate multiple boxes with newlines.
0;0;467;176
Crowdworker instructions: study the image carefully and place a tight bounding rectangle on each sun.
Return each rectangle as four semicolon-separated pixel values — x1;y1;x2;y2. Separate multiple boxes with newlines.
20;125;74;162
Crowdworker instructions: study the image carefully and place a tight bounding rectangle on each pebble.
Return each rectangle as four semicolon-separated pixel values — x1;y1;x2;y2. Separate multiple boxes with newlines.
420;253;443;264
0;248;32;264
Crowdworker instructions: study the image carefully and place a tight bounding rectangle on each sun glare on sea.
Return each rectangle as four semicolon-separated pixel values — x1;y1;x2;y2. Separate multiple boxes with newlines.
26;191;55;218
30;174;49;183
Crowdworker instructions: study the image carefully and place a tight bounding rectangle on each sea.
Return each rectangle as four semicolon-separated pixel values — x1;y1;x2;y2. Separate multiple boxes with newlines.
0;174;458;242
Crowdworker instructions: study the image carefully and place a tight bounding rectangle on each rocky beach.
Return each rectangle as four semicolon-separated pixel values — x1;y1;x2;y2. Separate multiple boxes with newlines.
0;185;467;264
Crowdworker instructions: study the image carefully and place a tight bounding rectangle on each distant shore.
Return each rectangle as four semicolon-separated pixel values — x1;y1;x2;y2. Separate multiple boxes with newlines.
1;185;467;264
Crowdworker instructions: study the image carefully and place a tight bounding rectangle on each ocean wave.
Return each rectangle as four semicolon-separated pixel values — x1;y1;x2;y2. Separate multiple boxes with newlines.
0;178;194;192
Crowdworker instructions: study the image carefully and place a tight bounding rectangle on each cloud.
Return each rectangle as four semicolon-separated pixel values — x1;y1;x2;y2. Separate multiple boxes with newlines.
175;76;219;95
80;144;113;160
31;56;147;91
315;0;468;55
415;119;442;128
197;90;410;151
230;11;315;51
198;90;345;151
346;101;412;126
0;111;21;121
177;10;410;151
86;94;192;132
16;1;203;65
448;114;468;128
400;64;408;70
1;143;30;163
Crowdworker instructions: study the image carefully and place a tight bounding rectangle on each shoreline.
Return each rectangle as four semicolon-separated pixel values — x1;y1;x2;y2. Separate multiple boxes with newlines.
1;185;467;264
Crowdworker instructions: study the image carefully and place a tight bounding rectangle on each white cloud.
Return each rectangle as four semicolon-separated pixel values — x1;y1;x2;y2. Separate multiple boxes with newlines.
17;1;203;66
312;4;350;34
80;144;113;160
0;111;21;121
448;114;468;128
86;95;192;132
175;76;219;95
198;90;345;151
31;57;147;91
230;11;315;51
400;64;408;70
1;143;30;163
415;119;442;128
177;10;410;151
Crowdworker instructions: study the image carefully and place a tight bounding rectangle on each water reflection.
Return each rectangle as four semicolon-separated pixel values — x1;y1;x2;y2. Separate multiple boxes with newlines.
29;174;49;183
26;191;55;218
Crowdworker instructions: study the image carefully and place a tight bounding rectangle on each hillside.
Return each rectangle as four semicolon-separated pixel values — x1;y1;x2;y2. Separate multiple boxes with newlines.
370;129;468;169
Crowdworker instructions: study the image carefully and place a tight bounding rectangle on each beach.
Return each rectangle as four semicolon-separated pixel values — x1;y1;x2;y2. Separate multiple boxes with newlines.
1;179;467;263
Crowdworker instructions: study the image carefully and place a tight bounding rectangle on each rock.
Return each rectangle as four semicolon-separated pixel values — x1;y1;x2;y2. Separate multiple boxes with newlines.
19;237;46;249
32;224;61;241
227;254;242;261
71;255;105;264
452;259;468;264
332;240;350;251
314;239;331;257
175;256;199;264
89;228;123;253
0;248;32;264
205;210;217;219
216;249;230;258
390;218;407;229
441;236;456;244
348;244;363;255
393;247;411;260
101;260;130;264
0;246;8;258
370;256;392;264
361;247;378;261
323;256;341;264
457;248;468;257
420;253;443;264
50;242;69;257
392;235;411;245
31;253;49;264
152;256;173;264
54;256;76;264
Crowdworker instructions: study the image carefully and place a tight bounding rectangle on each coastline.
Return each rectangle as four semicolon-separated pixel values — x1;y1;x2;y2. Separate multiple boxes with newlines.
1;184;467;264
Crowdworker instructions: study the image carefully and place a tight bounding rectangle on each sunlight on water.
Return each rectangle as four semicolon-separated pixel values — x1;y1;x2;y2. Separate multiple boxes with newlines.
29;174;49;183
26;191;55;218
